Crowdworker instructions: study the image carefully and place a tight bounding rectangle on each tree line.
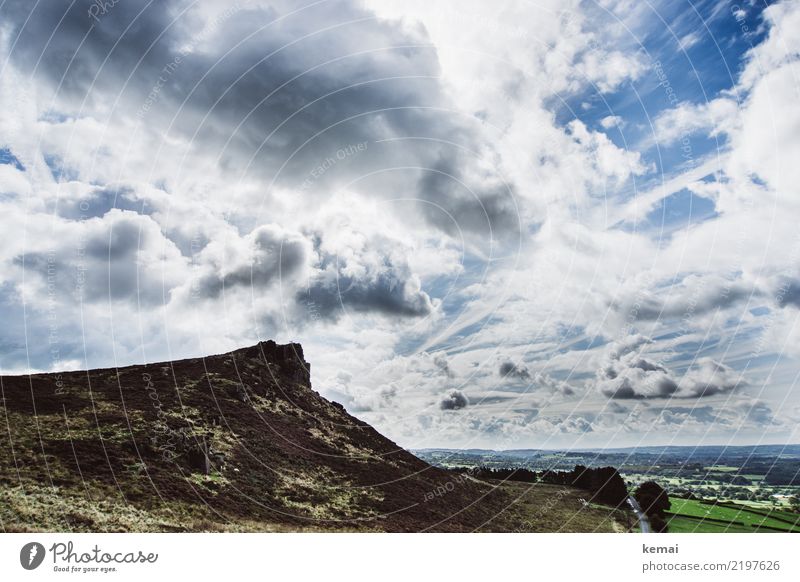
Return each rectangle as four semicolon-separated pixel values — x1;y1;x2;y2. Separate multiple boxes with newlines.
453;465;629;506
453;464;671;531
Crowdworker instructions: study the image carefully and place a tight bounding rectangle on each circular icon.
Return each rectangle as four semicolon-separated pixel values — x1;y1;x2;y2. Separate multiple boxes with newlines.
20;542;46;570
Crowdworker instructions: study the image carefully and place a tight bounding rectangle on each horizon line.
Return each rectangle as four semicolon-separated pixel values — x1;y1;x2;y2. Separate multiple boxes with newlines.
412;442;800;452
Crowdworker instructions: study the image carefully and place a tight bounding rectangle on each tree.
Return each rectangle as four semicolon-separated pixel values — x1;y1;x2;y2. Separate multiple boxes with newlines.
590;467;629;507
649;514;669;533
635;481;671;517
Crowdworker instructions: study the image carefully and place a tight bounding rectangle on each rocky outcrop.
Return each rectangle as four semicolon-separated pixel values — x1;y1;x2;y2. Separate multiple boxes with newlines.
235;340;312;396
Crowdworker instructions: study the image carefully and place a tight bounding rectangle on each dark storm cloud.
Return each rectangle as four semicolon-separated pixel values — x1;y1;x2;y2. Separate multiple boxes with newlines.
195;225;308;298
1;0;521;243
499;361;530;380
439;389;468;410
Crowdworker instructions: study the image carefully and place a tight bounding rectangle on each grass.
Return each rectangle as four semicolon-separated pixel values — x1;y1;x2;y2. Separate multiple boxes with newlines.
477;481;629;533
666;498;800;533
0;481;371;533
666;515;754;533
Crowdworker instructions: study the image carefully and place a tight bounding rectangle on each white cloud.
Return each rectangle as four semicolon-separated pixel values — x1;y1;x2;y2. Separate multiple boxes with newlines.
600;115;624;129
652;97;739;146
677;31;701;51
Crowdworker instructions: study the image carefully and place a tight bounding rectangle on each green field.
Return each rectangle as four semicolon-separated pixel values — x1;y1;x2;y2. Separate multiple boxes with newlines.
666;498;800;533
666;515;753;533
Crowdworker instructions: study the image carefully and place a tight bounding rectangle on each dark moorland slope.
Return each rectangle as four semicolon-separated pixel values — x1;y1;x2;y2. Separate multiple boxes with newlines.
0;341;624;532
0;342;499;531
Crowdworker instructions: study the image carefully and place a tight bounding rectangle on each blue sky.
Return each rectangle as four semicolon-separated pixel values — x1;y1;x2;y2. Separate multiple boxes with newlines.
1;0;799;449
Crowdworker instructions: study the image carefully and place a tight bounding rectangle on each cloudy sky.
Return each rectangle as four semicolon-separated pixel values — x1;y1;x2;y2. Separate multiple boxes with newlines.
1;0;798;449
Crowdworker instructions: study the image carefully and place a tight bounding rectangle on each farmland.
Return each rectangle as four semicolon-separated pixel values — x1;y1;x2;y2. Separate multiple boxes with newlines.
415;445;800;512
665;499;800;533
415;444;800;532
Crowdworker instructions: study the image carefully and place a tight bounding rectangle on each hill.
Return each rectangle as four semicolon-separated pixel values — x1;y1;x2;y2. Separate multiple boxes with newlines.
0;341;625;532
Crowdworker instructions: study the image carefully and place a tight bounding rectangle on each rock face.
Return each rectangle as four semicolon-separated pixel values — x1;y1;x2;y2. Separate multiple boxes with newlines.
240;340;311;391
0;341;512;532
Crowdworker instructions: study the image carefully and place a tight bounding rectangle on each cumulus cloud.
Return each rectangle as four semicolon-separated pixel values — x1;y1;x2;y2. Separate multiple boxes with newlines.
736;399;778;426
433;354;454;378
652;98;739;146
537;374;576;397
299;234;435;321
499;361;531;380
679;359;745;398
498;361;576;397
566;120;650;184
776;281;800;309
613;274;755;322
607;401;629;414
600;115;624;129
440;389;468;410
14;209;186;306
656;406;718;426
596;335;745;400
193;225;309;299
557;416;593;434
415;156;521;241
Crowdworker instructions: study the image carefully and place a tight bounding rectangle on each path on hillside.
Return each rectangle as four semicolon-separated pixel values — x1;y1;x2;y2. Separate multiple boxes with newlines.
627;496;651;533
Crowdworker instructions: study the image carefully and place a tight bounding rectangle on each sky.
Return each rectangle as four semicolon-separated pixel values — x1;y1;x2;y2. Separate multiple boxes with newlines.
1;0;799;449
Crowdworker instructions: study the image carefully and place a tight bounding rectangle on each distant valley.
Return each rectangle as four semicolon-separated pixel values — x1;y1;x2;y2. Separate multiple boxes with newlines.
415;445;800;532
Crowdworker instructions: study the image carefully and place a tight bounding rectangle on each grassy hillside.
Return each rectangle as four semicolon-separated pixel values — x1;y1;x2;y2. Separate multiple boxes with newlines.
0;341;627;533
479;481;627;533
